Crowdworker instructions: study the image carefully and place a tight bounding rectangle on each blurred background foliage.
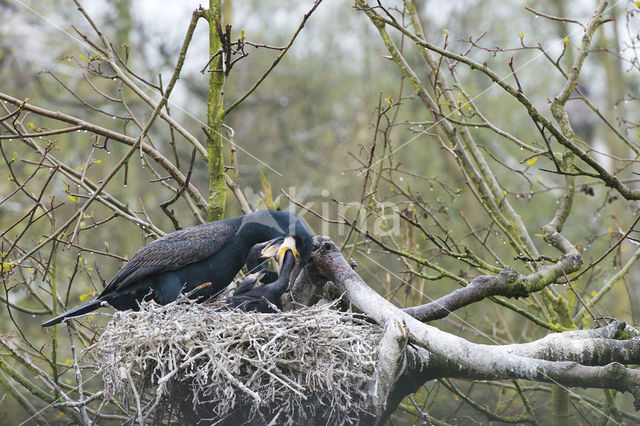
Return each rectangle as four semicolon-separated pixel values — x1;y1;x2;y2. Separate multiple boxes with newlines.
0;0;639;423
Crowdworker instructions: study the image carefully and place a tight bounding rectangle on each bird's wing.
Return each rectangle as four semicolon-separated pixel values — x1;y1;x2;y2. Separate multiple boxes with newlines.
101;220;237;294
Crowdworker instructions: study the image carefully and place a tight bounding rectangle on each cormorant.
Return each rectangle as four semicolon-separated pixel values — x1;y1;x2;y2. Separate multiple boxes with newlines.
42;210;312;326
233;236;296;297
227;244;297;313
233;271;267;296
244;241;279;284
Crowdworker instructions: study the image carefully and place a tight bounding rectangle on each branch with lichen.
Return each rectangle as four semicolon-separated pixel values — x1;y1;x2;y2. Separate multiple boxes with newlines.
297;237;640;414
204;1;227;221
542;1;608;257
402;251;581;323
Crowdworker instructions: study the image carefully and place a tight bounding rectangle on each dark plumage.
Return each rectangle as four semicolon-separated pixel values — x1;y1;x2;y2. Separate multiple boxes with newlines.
244;242;278;284
42;210;313;327
234;271;267;296
228;249;296;313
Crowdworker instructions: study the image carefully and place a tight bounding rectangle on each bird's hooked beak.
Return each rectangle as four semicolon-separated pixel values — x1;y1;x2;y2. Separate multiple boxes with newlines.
260;236;300;268
276;236;299;268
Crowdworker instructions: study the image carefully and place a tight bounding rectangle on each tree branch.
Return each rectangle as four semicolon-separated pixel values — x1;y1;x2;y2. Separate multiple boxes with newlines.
300;236;640;414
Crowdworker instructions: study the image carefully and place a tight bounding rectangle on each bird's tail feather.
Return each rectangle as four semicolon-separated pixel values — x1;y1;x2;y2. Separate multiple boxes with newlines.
41;299;102;327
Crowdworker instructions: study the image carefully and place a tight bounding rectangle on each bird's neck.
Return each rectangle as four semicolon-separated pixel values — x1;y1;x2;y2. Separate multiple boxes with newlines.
237;223;283;249
233;210;294;261
265;251;296;294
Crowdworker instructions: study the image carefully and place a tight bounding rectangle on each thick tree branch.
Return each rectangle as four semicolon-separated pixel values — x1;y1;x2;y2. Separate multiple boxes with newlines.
300;236;640;413
402;253;581;322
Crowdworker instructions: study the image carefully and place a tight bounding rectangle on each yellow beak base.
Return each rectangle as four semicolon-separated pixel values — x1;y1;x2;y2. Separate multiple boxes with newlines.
276;236;300;266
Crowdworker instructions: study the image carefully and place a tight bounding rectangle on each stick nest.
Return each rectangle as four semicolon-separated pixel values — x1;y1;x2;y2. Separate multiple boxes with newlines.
95;299;382;425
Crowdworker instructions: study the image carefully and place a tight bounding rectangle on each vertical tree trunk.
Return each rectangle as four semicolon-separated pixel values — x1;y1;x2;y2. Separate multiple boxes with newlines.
552;289;574;426
107;0;132;48
552;385;570;426
207;0;227;221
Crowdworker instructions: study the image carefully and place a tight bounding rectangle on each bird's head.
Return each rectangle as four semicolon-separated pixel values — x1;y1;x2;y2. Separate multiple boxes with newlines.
239;210;313;273
290;217;313;267
268;213;312;263
233;270;266;296
259;235;308;268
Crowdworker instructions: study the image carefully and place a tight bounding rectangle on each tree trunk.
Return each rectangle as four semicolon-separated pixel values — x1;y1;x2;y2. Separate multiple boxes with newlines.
206;0;227;221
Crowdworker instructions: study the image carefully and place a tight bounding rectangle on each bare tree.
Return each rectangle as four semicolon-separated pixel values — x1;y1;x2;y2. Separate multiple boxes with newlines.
0;0;322;423
0;0;639;424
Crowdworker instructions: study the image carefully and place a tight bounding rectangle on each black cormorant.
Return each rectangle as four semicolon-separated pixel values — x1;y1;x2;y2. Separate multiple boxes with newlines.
234;271;267;296
233;236;296;297
42;210;312;326
227;246;297;313
244;241;279;283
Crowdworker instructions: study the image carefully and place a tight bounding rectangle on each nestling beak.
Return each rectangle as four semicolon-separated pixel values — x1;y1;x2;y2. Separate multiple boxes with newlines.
259;237;284;259
245;270;266;283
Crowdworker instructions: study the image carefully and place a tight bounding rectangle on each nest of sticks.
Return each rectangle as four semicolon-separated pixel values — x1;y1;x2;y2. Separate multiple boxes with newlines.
95;298;382;425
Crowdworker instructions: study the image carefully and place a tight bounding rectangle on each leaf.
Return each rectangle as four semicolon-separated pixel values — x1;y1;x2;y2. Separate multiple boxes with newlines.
27;122;35;130
67;195;77;203
258;171;273;209
1;262;14;273
519;32;525;39
79;54;88;62
526;157;537;166
94;159;102;164
79;293;88;301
